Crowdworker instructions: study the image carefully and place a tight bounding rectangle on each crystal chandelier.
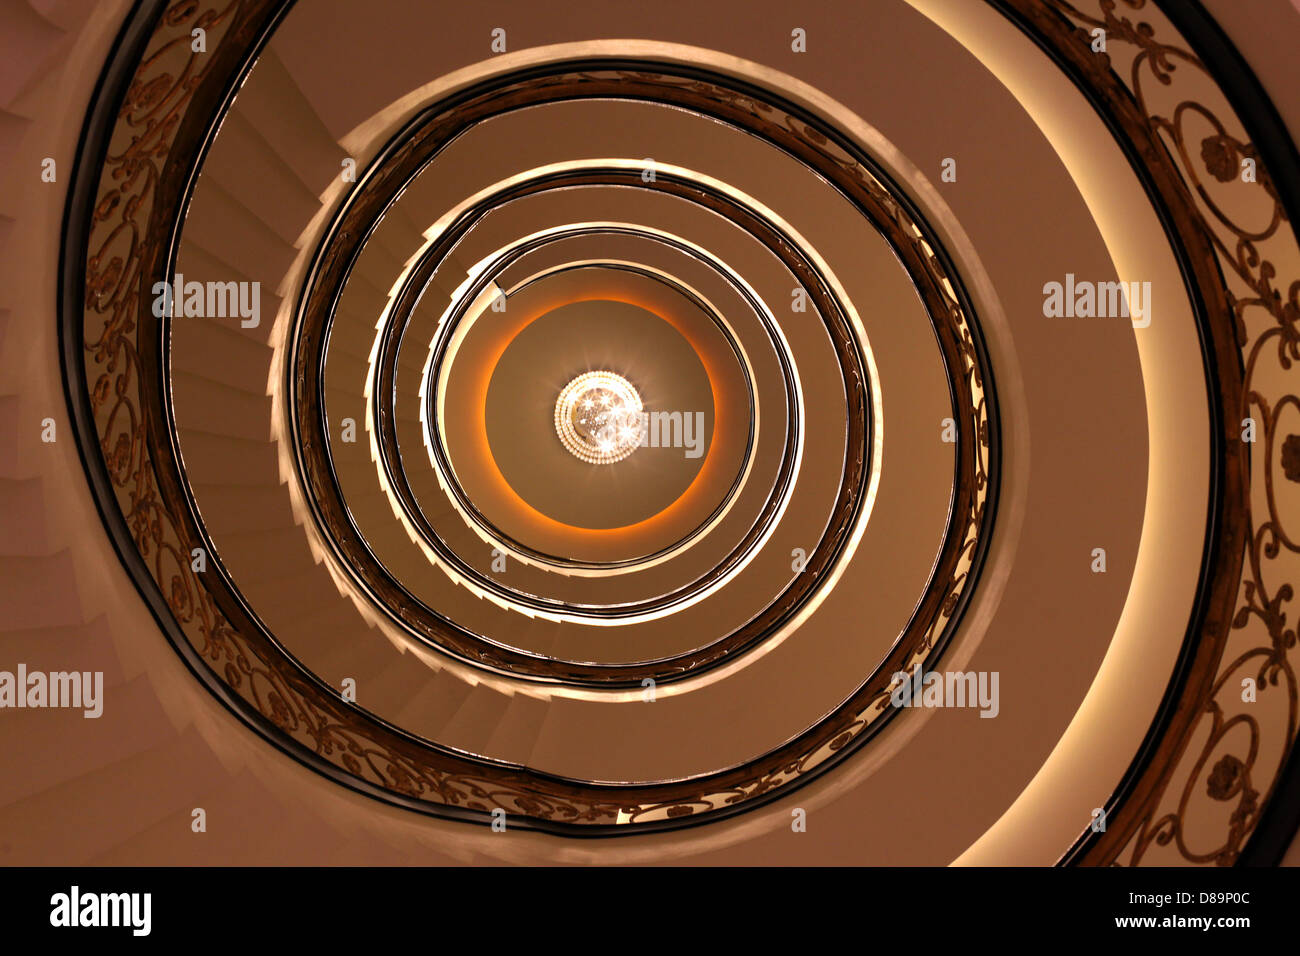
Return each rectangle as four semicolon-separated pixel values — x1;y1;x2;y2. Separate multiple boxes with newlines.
554;371;644;464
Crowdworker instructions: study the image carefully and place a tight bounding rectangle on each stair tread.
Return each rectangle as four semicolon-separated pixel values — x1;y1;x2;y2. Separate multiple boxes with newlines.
335;271;390;318
171;370;273;443
184;176;297;283
209;524;319;582
231;44;346;195
371;206;427;260
0;675;174;807
437;685;514;754
0;616;124;684
173;241;281;345
86;770;334;865
0;1;65;110
169;317;273;396
0;551;83;629
0;725;227;864
201;107;322;246
174;428;280;485
189;482;299;536
484;691;551;765
350;651;438;718
391;667;476;735
0;475;47;553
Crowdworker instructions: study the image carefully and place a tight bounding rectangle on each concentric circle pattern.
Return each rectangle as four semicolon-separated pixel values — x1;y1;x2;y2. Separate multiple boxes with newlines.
50;0;1300;866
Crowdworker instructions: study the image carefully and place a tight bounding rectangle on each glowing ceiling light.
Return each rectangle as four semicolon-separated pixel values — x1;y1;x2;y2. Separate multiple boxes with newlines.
555;371;643;465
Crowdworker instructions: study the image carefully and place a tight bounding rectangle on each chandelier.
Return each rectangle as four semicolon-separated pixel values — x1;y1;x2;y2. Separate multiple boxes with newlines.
554;371;644;464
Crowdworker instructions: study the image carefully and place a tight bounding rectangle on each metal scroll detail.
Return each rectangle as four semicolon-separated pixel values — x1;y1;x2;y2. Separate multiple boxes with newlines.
68;0;997;830
1002;0;1299;866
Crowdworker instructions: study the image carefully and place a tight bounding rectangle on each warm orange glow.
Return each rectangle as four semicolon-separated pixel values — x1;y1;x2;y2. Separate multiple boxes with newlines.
452;274;745;553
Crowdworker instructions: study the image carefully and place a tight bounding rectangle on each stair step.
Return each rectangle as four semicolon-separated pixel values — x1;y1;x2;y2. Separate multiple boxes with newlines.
512;614;563;659
231;45;346;195
266;598;364;658
437;685;513;754
0;1;64;109
212;525;319;583
0;616;123;686
394;403;425;429
350;650;437;722
0;725;227;864
0;215;13;264
344;493;443;588
0;476;47;553
407;488;457;528
201;107;322;246
371;206;427;260
484;691;550;765
391;667;476;736
189;482;299;536
245;565;347;623
0;551;82;629
172;241;282;346
87;770;330;865
174;429;279;485
248;599;381;689
330;454;381;496
26;0;95;34
335;271;390;319
182;177;297;292
419;251;473;301
351;234;405;291
0;393;26;478
328;311;381;361
171;370;272;442
267;25;374;143
397;340;435;377
0;111;30;188
314;627;403;700
0;675;175;806
345;491;398;534
324;385;368;433
169;315;273;396
325;346;371;393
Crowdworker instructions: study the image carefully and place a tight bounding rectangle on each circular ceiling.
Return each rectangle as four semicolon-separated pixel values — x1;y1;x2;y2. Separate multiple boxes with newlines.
483;299;715;530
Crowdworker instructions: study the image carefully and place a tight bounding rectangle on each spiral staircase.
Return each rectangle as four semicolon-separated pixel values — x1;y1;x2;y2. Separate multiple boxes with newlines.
2;0;1300;866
